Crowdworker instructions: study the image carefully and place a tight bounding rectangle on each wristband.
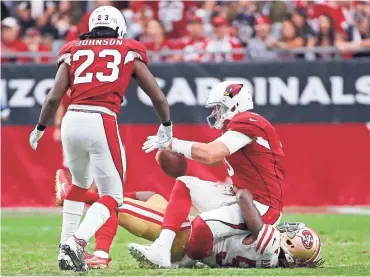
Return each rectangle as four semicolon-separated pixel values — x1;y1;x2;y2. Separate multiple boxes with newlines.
37;124;46;131
162;120;172;127
172;138;194;159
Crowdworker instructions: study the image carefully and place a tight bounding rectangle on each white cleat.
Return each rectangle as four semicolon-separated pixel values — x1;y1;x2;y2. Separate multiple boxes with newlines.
59;237;88;273
58;245;74;270
128;243;171;268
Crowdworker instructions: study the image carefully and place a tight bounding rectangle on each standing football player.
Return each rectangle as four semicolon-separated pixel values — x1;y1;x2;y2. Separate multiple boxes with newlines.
29;6;172;272
133;81;285;267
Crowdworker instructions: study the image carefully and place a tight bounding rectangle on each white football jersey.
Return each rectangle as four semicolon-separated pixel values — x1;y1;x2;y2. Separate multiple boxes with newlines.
202;224;280;268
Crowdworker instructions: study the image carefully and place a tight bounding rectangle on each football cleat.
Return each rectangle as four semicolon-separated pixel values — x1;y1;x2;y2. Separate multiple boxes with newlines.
128;243;171;268
59;236;88;273
55;169;71;206
58;244;74;271
85;254;112;269
83;251;94;260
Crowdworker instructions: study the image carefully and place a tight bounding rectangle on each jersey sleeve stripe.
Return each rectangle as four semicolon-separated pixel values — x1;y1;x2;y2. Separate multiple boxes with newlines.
255;224;268;252
260;227;275;255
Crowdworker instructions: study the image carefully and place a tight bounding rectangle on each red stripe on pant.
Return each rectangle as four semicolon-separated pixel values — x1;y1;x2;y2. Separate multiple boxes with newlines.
101;114;124;185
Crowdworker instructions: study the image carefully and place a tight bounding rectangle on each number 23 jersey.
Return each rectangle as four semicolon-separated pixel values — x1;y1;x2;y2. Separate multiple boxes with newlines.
57;38;149;114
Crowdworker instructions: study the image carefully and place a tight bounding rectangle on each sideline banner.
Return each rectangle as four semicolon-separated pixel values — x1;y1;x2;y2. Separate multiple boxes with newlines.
1;60;370;207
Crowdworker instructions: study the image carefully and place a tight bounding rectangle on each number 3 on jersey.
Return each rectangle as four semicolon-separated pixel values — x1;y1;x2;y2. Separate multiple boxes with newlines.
73;49;121;84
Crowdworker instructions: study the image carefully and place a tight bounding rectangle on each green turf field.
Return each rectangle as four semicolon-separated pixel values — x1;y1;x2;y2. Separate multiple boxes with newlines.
1;212;370;276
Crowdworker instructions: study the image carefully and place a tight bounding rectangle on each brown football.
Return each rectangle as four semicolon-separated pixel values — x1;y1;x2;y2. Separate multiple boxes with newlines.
156;150;187;178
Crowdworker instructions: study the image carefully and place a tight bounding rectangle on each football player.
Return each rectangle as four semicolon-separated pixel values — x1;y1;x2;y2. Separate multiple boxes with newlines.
55;181;323;269
29;6;172;272
135;81;285;267
128;188;322;269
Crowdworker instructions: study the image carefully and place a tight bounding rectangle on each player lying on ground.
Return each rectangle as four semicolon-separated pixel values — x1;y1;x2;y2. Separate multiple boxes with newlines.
55;177;323;268
133;81;286;267
29;5;172;272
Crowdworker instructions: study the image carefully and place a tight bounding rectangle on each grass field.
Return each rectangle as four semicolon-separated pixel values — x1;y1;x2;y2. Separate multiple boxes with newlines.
1;212;370;276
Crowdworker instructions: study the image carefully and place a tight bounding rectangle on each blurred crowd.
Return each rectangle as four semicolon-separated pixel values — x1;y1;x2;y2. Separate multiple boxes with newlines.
1;0;370;64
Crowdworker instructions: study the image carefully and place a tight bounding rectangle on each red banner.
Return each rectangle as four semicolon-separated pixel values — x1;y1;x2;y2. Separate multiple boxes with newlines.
2;124;370;207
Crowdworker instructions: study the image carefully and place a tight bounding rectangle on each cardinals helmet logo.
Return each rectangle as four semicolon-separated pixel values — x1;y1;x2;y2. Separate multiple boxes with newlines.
224;84;243;98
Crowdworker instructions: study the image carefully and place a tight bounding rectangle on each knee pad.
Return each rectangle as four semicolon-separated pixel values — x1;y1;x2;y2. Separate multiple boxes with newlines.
186;216;214;260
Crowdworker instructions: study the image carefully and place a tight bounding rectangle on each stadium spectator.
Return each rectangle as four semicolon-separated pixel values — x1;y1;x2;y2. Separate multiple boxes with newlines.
291;7;316;47
337;12;370;58
16;2;36;33
268;19;304;50
232;0;256;46
257;1;290;24
179;16;207;62
50;0;73;38
203;16;245;62
36;11;58;39
297;1;332;33
1;17;30;63
23;28;51;63
141;20;181;62
312;14;340;59
132;0;198;39
247;15;276;60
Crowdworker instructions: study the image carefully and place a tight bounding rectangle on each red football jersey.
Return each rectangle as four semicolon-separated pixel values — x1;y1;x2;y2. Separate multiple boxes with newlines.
57;38;148;114
223;112;285;211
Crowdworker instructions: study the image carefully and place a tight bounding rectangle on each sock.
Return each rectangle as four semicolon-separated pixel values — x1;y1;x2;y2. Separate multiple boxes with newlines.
94;250;109;259
60;200;85;244
94;211;118;254
162;180;192;232
74;196;117;243
155;229;176;250
65;184;88;202
84;191;100;205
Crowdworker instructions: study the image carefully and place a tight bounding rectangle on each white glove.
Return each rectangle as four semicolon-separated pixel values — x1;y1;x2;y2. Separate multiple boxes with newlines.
29;127;45;150
156;123;173;148
142;135;172;153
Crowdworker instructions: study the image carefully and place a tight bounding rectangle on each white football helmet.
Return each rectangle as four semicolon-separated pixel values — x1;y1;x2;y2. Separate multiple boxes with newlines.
89;6;127;38
205;81;253;130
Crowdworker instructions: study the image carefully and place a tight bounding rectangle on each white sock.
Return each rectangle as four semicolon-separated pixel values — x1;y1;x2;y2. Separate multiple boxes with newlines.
94;250;109;259
154;229;176;250
74;202;110;242
60;200;85;244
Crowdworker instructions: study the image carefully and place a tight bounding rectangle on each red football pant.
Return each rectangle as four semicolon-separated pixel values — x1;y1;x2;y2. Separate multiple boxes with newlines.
162;180;192;232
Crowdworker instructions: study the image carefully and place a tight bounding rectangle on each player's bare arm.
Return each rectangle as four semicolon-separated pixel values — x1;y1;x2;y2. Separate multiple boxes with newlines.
235;188;264;240
29;63;69;150
39;63;69;126
133;60;170;123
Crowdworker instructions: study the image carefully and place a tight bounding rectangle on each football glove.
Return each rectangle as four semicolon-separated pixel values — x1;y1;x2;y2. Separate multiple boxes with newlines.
29;126;45;150
156;123;172;148
142;135;173;153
